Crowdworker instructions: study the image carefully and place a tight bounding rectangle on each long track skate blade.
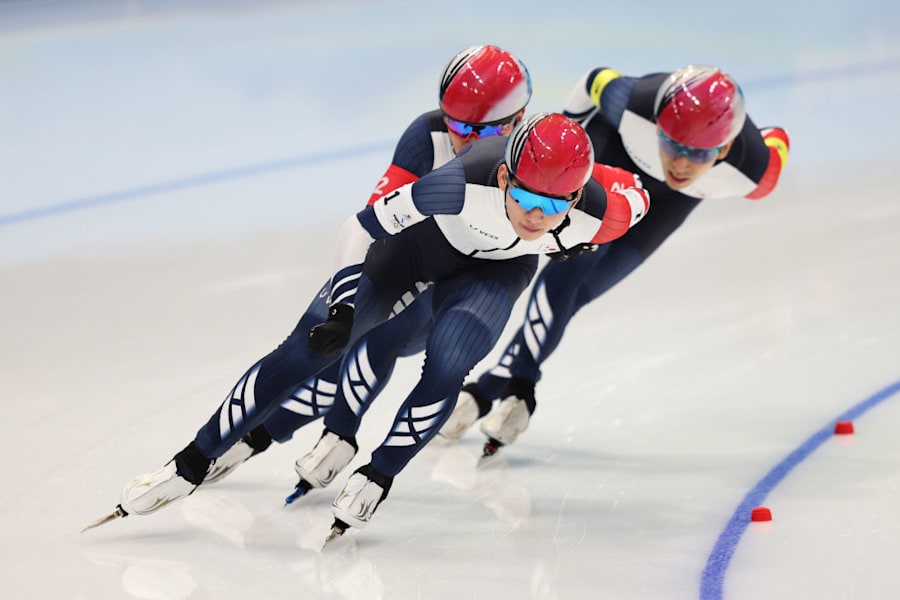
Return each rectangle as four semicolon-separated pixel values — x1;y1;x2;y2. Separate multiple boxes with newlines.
479;438;504;463
284;480;312;506
323;519;349;546
81;505;127;533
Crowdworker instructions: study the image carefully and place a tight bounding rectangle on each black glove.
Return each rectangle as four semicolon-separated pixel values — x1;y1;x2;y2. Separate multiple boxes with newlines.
547;243;599;262
308;304;354;356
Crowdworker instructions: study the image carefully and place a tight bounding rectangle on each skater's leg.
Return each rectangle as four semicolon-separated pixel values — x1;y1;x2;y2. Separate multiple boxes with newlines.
323;289;435;438
371;277;518;477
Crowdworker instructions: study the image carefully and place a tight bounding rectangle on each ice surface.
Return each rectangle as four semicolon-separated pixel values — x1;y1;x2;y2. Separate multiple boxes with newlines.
2;1;900;598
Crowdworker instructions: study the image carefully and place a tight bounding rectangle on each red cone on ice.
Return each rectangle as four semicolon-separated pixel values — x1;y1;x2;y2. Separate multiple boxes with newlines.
750;506;772;522
834;421;855;435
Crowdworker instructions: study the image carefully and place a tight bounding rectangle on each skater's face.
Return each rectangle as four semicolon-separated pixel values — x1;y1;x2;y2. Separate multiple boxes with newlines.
499;164;580;241
657;127;733;190
445;109;524;154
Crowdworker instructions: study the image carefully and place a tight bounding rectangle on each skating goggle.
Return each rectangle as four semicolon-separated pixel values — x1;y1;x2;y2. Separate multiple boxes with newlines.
657;129;724;164
508;177;577;216
445;115;517;140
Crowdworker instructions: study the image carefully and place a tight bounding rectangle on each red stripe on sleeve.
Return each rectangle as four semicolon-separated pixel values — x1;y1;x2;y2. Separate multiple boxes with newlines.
367;164;420;205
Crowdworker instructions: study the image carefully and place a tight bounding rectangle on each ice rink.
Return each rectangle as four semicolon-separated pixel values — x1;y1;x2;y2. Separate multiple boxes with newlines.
3;1;900;598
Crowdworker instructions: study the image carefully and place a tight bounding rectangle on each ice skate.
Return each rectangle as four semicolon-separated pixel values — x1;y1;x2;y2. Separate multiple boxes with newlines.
479;379;536;458
285;429;357;504
438;382;492;441
83;462;197;532
83;443;210;531
326;464;393;542
120;461;199;515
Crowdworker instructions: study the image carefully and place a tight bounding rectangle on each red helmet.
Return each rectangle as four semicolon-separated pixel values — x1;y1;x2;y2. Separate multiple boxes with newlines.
504;113;594;196
654;65;746;148
439;45;532;124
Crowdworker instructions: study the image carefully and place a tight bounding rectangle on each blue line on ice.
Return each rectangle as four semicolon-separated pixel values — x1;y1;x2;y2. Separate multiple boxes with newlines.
700;379;900;600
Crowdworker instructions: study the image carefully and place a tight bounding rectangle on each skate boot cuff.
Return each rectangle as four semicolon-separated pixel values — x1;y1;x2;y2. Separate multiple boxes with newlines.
174;442;212;486
462;382;493;418
504;378;537;414
357;464;393;500
245;425;274;453
324;428;360;452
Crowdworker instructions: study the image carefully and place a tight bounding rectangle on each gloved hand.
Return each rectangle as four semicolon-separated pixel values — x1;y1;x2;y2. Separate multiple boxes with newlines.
308;304;354;356
547;243;598;262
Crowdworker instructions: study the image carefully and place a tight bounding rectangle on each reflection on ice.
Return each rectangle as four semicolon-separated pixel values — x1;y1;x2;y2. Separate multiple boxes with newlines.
180;490;256;547
291;533;385;600
122;559;198;600
425;441;533;529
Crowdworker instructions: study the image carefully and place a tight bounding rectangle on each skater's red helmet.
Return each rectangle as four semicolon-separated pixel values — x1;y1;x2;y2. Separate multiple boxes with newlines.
654;65;746;149
504;113;594;196
439;45;532;124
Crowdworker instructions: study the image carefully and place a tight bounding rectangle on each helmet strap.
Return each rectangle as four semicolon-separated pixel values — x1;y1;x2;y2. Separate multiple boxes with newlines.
549;214;572;250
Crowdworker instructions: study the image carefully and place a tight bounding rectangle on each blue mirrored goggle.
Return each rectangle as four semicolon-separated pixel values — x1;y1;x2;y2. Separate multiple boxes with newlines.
445;116;515;140
509;185;574;216
657;129;724;164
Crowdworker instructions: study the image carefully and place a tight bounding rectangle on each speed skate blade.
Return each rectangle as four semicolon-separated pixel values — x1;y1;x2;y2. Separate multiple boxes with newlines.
323;519;349;546
481;438;503;458
81;505;128;533
284;480;312;506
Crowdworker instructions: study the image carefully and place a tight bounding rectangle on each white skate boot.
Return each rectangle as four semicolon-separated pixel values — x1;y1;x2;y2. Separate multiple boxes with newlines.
120;441;211;515
204;440;255;484
438;383;492;440
480;379;536;457
82;443;210;531
205;427;272;485
480;396;531;446
120;462;197;516
328;464;393;540
438;392;480;440
285;430;358;504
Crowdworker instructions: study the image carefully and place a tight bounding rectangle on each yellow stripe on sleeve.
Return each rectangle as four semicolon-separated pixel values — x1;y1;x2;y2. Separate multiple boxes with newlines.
589;68;622;108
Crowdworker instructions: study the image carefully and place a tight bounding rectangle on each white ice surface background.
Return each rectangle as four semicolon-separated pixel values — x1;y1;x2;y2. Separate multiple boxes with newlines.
2;1;900;599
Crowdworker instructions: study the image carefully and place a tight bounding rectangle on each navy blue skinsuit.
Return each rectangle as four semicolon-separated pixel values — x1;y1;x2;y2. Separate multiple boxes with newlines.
472;71;779;402
188;135;622;479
